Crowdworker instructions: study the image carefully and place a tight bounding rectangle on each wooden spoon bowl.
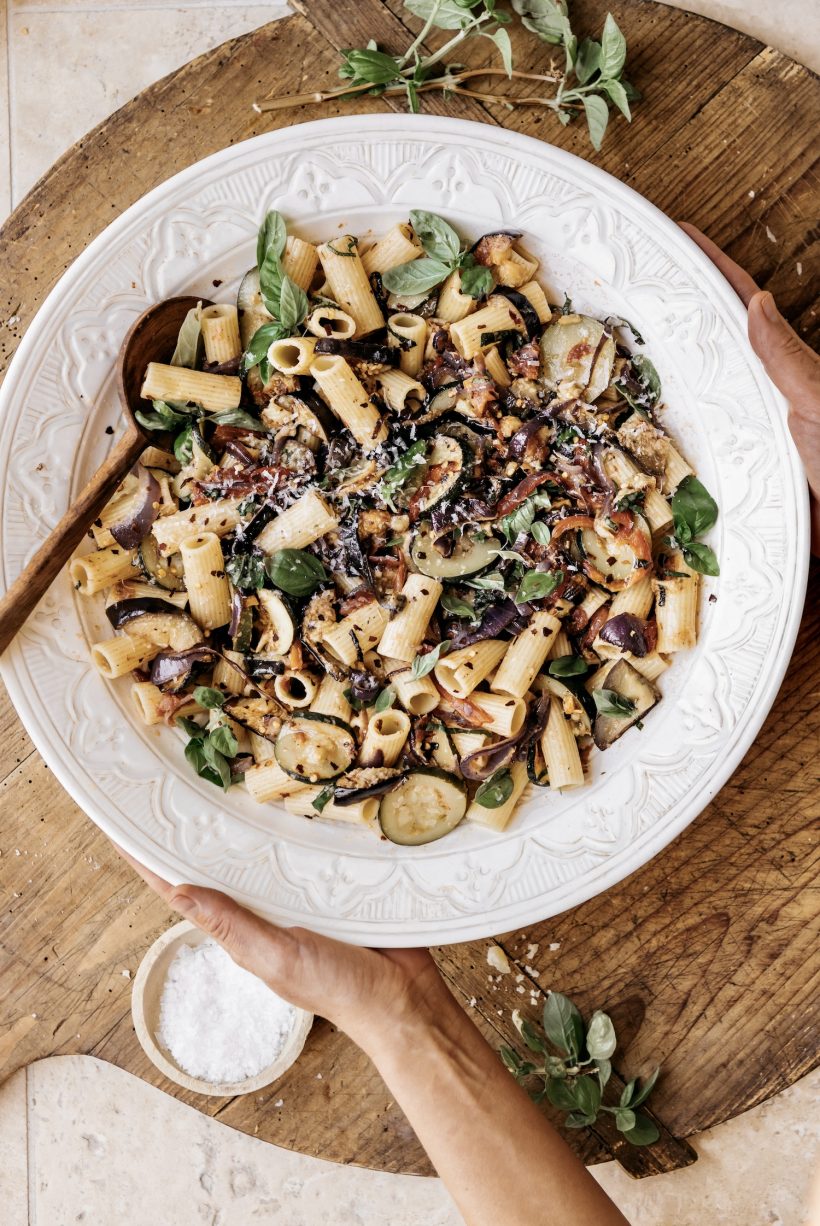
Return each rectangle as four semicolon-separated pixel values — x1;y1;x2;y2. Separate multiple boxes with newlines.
0;295;211;655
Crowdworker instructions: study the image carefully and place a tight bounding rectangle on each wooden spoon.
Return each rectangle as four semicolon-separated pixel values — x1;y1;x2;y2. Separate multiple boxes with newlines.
0;295;211;656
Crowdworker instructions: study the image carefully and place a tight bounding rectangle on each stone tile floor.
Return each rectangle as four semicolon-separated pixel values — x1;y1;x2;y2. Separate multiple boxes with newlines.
1;2;818;1221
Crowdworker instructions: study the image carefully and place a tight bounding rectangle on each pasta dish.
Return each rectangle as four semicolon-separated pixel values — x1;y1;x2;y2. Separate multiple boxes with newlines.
71;211;719;845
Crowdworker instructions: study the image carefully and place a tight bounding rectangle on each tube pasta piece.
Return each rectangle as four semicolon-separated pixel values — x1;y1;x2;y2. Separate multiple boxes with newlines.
377;574;443;662
90;476;152;548
662;443;695;494
541;696;585;789
323;600;389;666
212;650;247;696
576;586;610;624
317;236;384;336
306;306;356;340
140;362;241;411
70;546;138;596
608;575;654;621
310;674;352;723
466;761;528;831
517;280;551;323
466;691;526;737
361;223;422;276
91;634;156;679
546;628;573;660
387;312;427;377
268;336;316;375
450;296;526;360
376;369;426;415
434;640;507;699
603;448;673;535
383;659;439;716
436;271;476;324
200;304;242;364
254;489;338;554
282;235;319;292
310;354;387;450
273;669;318;709
179;533;232;629
483;346;512;387
491;611;562;698
130;681;165;725
359;708;411;767
245;761;312;803
495;249;539;288
285;788;379;826
152;498;243;555
653;551;699;652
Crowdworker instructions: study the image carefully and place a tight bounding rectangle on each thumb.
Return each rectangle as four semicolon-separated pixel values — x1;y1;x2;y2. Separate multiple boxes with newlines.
169;885;295;986
747;291;820;419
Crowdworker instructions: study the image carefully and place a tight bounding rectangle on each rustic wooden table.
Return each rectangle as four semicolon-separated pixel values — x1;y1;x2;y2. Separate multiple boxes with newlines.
1;0;818;1182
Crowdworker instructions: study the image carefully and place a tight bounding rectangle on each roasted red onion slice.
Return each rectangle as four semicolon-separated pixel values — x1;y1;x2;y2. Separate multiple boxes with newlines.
109;467;161;551
149;645;216;687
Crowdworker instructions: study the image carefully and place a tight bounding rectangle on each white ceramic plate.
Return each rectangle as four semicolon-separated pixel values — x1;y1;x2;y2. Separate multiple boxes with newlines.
0;116;808;945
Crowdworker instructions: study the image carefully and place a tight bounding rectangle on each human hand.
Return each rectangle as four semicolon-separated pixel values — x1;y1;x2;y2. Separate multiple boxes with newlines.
680;223;820;553
118;848;448;1052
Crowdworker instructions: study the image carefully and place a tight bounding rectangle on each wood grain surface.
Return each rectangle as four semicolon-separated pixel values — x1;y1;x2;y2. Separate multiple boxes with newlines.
0;0;818;1180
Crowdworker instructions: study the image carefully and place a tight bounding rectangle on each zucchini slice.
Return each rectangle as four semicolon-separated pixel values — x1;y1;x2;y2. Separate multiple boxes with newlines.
138;534;186;592
539;314;615;401
527;742;550;787
429;722;460;774
378;767;467;845
274;712;356;783
412;435;465;515
412;527;500;579
576;513;652;592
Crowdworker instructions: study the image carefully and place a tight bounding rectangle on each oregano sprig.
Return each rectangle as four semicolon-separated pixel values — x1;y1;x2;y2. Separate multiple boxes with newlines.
252;2;638;151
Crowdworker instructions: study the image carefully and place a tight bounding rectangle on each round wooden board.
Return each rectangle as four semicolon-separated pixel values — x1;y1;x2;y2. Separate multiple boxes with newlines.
0;0;817;1181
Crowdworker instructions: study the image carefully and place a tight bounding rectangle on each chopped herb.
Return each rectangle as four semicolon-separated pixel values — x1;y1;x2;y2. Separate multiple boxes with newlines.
592;688;636;718
475;768;514;808
265;549;328;597
411;640;451;679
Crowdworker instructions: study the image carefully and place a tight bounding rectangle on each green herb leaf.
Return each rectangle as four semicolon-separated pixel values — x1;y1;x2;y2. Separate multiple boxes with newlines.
265;549;328;597
184;735;224;789
464;570;506;592
226;550;266;592
516;568;562;604
482;26;513;76
410;209;461;263
512;0;569;45
582;94;610;152
572;1074;602;1119
378;438;428;509
475;767;514;809
411;640;451;679
622;1112;660;1147
548;655;589;679
171;306;202;368
546;1077;581;1112
593;688;636;718
176;716;204;738
208;722;239;759
173;424;194;465
500;1045;523;1074
530;520;552;547
382;255;453;296
339;47;402;85
278;274;309;333
585;1009;617;1060
243;321;284;374
574;37;601;84
595;1058;612;1088
312;783;335;814
135;399;193;432
601;77;632;121
405;0;484;29
615;1107;636;1133
440;591;479;621
457;257;495;299
605;314;643;344
682;542;720;576
542;991;585;1059
599;13;627;79
518;1018;547;1054
193;686;226;710
374;685;396;713
631;1067;660;1108
618;353;662;411
672;476;719;539
209;408;264;430
256;210;287;274
620;1079;636;1107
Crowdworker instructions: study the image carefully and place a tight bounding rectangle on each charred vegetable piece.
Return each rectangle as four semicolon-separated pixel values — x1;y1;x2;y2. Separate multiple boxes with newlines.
577;513;652;591
412;528;500;580
591;659;659;750
107;602;204;651
274;712;357;782
314;337;399;365
333;767;406;806
139;534;186;592
224;695;285;742
410;435;467;516
378;768;467;845
492;286;540;339
527;741;550;787
539;314;615;401
109;467;161;551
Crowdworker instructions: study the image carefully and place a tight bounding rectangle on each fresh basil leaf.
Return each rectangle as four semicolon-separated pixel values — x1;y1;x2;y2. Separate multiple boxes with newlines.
583;94;610;152
601;78;632;121
475;767;514;809
511;0;569;45
378;438;428;509
572;1074;602;1119
682;542;720;576
201;737;233;789
193;686;226;710
458;256;495;299
209;722;239;759
177;716;204;738
265;549;328;597
409;209;461;263
256;210;287;274
374;685;396;713
574;37;601;84
500;499;537;543
548;655;588;679
545;1077;581;1112
519;1018;547;1054
622;1112;660;1147
482;26;513;76
242;321;284;374
530;520;552;547
516;568;562;604
492;548;528;563
464;570;506;592
585;1009;617;1060
184;736;222;789
440;591;478;621
411;640;451;679
564;1110;597;1128
135;399;191;432
278;274;309;333
630;353;662;407
226;550;266;592
382;256;453;296
170;306;202;368
173;424;193;465
209;408;264;429
311;783;335;814
620;1078;636;1107
542;991;585;1058
593;688;636;718
605;314;644;344
599;12;627;79
499;1045;523;1074
672;476;719;539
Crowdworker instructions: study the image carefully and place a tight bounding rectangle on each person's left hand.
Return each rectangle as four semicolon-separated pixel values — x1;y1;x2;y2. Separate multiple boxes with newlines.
119;848;446;1050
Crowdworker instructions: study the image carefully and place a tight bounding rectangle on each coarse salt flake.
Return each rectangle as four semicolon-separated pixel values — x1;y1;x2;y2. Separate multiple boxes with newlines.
157;938;296;1084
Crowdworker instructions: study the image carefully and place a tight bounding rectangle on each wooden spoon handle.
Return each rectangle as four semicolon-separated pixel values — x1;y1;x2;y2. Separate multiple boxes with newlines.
0;427;146;656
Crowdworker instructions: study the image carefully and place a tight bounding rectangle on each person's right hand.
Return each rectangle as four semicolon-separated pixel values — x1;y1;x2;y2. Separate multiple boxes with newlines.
680;224;820;553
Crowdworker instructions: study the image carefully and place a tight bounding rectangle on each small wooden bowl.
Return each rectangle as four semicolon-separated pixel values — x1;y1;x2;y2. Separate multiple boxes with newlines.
131;921;313;1097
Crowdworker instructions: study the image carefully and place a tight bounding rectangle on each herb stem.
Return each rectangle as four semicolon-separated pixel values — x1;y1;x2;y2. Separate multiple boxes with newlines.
399;0;443;66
